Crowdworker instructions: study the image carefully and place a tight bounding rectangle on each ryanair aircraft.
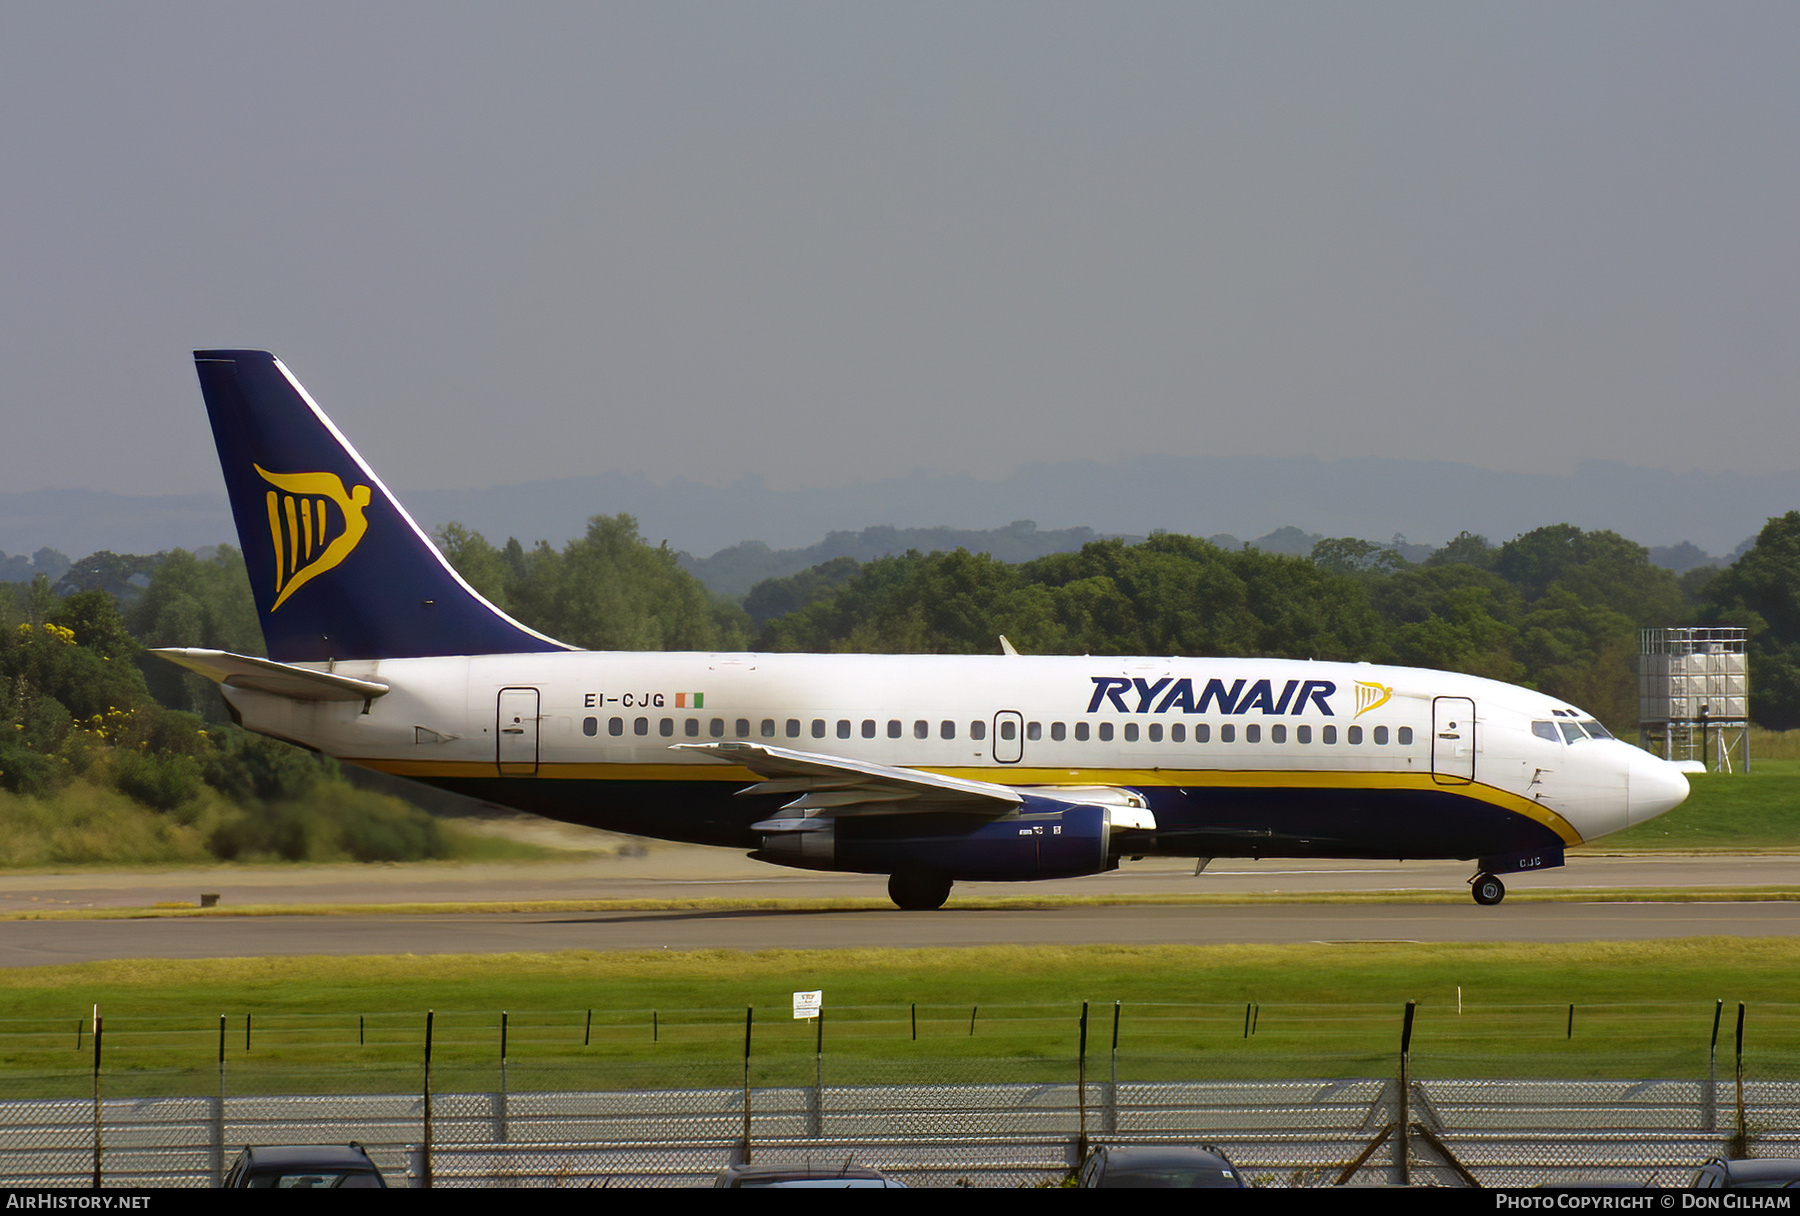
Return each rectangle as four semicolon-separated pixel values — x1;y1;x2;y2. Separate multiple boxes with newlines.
157;351;1693;909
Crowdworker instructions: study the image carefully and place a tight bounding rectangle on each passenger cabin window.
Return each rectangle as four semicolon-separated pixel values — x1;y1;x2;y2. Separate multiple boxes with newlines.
1296;725;1310;744
999;720;1016;740
1194;724;1210;743
659;718;674;737
684;719;699;737
811;719;826;738
786;719;801;738
735;718;750;737
1148;723;1161;743
863;720;877;739
711;719;726;738
1171;724;1185;743
941;720;956;740
1098;723;1114;742
1397;726;1412;745
1347;725;1363;745
1051;722;1065;741
1075;722;1090;742
888;720;902;739
971;721;987;740
1027;722;1041;741
1245;724;1260;744
1373;725;1388;745
1124;723;1139;743
761;719;776;738
1322;725;1336;744
582;717;597;737
609;717;624;736
1220;724;1234;743
837;720;851;739
914;720;929;740
1271;725;1286;744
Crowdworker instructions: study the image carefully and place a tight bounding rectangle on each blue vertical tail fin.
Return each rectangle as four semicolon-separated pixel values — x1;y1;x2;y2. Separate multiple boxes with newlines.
194;350;572;662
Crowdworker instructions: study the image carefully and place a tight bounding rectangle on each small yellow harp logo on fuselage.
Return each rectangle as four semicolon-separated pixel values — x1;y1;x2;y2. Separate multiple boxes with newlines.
1353;680;1393;718
256;464;373;610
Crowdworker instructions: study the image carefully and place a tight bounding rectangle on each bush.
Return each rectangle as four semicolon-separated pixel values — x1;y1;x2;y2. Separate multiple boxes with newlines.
209;783;450;863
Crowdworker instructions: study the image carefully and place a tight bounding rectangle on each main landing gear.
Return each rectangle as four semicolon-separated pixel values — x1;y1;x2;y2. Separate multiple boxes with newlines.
1470;872;1506;906
888;871;953;911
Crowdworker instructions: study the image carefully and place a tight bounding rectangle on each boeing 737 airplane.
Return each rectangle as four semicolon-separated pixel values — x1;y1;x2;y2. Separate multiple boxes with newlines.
156;351;1692;909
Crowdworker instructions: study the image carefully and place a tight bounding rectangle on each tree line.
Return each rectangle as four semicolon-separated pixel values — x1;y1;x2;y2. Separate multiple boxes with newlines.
8;510;1800;859
437;511;1800;731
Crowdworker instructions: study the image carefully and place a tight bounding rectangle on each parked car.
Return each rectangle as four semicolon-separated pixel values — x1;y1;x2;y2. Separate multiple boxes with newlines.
714;1159;907;1188
221;1143;388;1188
1692;1158;1800;1189
1077;1144;1248;1188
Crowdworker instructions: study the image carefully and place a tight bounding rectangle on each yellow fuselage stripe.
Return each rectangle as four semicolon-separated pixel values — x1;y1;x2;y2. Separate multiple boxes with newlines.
352;758;1582;846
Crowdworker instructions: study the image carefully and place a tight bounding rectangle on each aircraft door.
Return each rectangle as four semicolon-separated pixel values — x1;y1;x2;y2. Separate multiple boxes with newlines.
1432;696;1476;785
497;687;540;776
993;710;1024;764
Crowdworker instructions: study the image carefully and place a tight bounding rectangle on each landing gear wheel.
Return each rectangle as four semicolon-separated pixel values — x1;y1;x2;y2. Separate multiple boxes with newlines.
1471;872;1506;906
887;872;953;911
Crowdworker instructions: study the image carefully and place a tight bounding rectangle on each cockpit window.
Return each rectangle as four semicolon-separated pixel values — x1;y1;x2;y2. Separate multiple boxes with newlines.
1580;719;1613;740
1559;721;1586;744
1532;721;1559;743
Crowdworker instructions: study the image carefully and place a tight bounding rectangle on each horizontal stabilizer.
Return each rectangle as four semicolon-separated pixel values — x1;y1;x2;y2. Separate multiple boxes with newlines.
151;648;390;703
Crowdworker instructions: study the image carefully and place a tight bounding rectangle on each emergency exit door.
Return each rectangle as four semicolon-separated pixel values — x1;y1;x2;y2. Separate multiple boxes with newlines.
497;687;540;776
1432;696;1476;785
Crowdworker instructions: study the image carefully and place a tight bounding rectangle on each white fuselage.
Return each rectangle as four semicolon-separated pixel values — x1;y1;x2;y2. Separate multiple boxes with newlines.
222;650;1689;865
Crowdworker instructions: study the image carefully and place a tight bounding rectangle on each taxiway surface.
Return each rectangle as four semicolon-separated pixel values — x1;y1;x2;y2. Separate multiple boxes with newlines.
2;852;1794;967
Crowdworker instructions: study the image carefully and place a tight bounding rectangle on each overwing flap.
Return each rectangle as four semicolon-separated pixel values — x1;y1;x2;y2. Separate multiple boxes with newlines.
151;648;390;703
674;741;1024;816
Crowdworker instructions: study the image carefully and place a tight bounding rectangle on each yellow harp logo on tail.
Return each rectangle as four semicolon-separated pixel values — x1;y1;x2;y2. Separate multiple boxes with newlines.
255;464;373;611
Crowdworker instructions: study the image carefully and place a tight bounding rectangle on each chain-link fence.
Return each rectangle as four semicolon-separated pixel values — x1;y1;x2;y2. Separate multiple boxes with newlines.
3;1000;1796;1186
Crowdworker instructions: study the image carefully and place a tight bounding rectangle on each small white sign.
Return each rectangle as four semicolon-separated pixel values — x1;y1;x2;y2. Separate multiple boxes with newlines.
793;990;822;1020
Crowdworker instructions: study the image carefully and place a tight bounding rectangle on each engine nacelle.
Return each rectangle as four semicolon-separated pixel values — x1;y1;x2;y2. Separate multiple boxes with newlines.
753;794;1128;881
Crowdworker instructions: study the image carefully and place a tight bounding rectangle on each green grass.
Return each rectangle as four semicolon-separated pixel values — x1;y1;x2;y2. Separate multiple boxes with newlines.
2;942;1796;1094
1609;758;1800;850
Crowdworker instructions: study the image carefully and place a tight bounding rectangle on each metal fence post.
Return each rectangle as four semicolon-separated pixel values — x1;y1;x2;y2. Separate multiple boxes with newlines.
740;1006;753;1163
496;1010;509;1142
1733;1002;1748;1155
809;1008;824;1139
1105;1001;1120;1136
1077;1001;1090;1160
90;1006;102;1190
1706;998;1722;1133
1396;1000;1416;1186
211;1013;226;1186
422;1010;434;1189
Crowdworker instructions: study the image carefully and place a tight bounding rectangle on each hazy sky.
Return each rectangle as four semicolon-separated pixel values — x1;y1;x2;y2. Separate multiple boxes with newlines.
5;3;1798;500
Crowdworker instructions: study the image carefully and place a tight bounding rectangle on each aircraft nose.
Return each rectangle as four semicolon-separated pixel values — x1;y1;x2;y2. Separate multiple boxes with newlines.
1628;752;1691;826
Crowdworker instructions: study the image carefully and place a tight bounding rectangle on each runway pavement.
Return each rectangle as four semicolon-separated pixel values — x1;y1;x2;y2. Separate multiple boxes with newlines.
1;850;1794;967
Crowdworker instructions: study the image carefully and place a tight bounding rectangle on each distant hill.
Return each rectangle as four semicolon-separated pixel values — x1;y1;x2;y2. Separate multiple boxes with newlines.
5;453;1786;580
677;521;1144;599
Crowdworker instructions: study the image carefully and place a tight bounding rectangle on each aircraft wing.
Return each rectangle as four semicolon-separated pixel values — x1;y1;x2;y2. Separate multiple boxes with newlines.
151;648;390;703
673;740;1024;826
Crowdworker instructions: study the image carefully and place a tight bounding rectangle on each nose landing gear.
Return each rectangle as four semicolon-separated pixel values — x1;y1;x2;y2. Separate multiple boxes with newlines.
1470;872;1506;906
